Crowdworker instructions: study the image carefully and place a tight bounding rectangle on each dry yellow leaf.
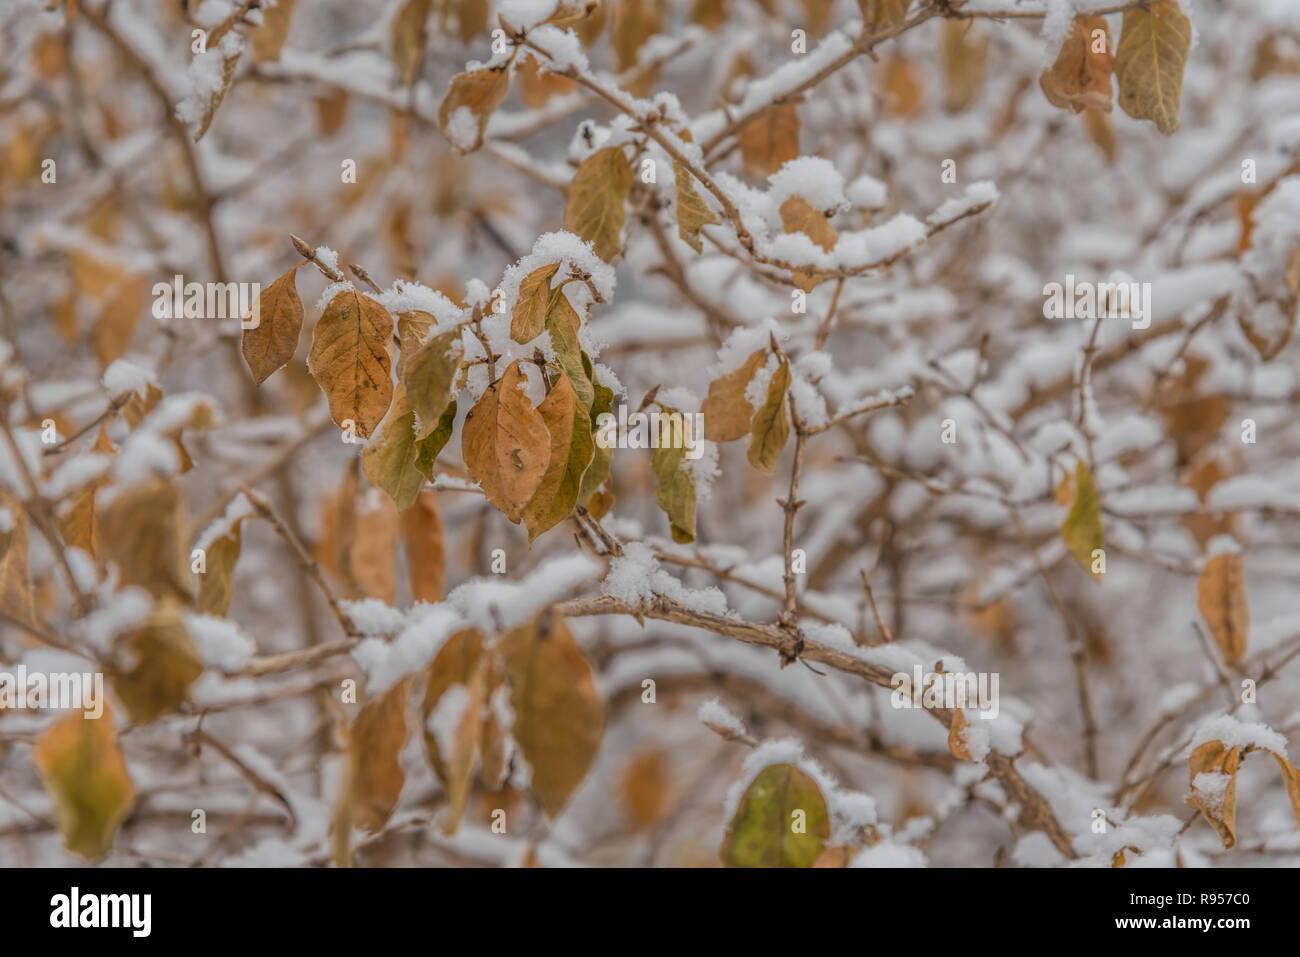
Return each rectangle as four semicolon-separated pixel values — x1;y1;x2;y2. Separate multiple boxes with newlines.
107;600;204;725
500;611;605;817
1114;0;1191;135
747;358;790;473
346;678;412;832
738;103;799;179
703;349;766;442
1186;739;1239;849
1197;551;1248;665
674;162;718;253
392;0;432;85
33;705;134;859
941;19;988;114
511;263;561;343
611;0;660;73
564;145;634;263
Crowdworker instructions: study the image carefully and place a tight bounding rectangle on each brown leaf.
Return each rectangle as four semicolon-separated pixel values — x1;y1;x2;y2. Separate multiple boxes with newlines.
857;0;909;34
1272;753;1300;831
1114;0;1191;135
703;349;765;442
880;51;924;118
346;678;412;832
1040;15;1114;114
350;489;399;603
516;53;577;107
461;360;551;523
308;287;394;439
438;67;509;153
107;600;204;725
33;705;134;859
500;611;605;817
1186;739;1239;849
812;845;854;867
249;0;296;63
1197;551;1248;665
779;196;838;291
401;488;445;603
620;748;671;827
738;103;799;179
564;145;634;262
421;629;485;783
611;0;660;73
948;708;973;761
242;264;303;384
0;489;35;628
99;478;190;600
91;273;147;370
941;19;988;114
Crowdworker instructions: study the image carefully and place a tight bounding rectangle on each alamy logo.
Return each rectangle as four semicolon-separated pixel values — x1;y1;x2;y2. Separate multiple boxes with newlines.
1042;274;1152;330
50;887;151;937
890;665;999;718
595;407;706;460
0;666;103;718
152;274;261;328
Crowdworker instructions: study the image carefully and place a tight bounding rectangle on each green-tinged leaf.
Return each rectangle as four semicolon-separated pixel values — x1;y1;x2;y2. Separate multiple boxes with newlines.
1061;460;1104;581
578;355;614;508
564;145;633;262
544;288;595;411
33;706;135;860
401;329;462;438
414;399;457;480
362;389;425;511
1114;0;1190;135
721;763;830;867
500;611;605;817
746;358;790;472
652;414;697;543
